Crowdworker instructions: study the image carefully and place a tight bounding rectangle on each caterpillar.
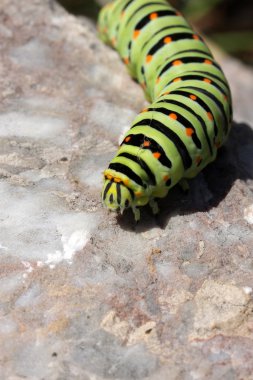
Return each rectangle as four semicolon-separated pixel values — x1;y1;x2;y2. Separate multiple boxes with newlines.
98;0;232;221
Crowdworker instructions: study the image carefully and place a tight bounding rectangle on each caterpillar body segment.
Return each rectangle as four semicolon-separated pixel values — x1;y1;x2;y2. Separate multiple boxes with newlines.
98;0;232;221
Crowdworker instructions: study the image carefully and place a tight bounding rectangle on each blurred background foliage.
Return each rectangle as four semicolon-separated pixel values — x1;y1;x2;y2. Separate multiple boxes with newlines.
57;0;253;66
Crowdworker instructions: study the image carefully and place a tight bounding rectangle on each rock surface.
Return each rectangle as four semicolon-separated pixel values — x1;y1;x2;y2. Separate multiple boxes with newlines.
0;0;253;379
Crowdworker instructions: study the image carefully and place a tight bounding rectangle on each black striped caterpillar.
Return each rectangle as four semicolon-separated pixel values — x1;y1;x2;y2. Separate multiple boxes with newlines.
98;0;232;221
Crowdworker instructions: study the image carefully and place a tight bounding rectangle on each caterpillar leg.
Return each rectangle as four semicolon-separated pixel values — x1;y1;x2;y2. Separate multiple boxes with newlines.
179;179;190;193
133;207;141;222
149;198;159;216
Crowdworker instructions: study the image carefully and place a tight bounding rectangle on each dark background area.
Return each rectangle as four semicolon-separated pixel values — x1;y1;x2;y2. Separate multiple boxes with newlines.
56;0;253;66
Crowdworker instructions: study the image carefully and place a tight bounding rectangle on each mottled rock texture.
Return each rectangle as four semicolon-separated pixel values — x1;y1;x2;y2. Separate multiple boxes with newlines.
0;0;253;379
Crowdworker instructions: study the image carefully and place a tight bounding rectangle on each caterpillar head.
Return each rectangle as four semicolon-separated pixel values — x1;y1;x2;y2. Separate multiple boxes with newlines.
102;178;136;215
102;168;153;221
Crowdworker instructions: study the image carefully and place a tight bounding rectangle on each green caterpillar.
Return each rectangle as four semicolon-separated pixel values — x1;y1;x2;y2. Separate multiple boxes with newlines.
98;0;232;221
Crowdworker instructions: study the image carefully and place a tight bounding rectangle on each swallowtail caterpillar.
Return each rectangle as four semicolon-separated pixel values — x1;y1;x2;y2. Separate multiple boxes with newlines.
98;0;232;221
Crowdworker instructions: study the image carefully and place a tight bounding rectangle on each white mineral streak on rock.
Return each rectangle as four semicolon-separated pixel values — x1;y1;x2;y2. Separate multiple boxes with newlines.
21;261;34;273
0;182;98;263
45;212;98;268
45;230;90;268
243;286;252;295
0;112;67;141
244;204;253;224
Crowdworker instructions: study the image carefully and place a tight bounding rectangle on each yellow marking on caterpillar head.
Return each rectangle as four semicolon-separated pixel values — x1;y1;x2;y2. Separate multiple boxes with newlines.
102;179;134;214
102;170;152;221
102;178;149;221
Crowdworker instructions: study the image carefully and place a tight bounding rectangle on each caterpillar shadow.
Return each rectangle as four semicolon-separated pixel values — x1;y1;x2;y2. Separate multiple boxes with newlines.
117;121;253;232
55;0;101;19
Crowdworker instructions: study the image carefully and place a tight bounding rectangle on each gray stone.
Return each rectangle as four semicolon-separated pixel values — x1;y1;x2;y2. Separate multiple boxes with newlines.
0;0;253;379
